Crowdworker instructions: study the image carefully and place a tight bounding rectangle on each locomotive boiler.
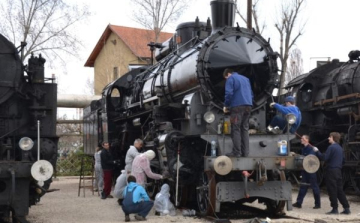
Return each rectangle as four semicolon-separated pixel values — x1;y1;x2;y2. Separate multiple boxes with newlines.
0;34;57;222
84;0;316;215
287;51;360;194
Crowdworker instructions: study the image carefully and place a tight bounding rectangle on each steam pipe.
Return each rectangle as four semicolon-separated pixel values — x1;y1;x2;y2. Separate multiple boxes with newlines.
10;169;15;205
175;143;181;206
37;120;40;161
57;95;101;108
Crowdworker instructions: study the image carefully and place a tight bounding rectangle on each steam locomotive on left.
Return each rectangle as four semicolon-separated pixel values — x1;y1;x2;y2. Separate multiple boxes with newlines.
0;34;57;222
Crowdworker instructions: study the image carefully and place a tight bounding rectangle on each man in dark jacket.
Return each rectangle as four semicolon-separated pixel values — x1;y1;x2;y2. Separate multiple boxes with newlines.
314;132;351;215
223;68;253;157
268;96;301;134
293;135;321;209
100;141;115;199
122;175;154;222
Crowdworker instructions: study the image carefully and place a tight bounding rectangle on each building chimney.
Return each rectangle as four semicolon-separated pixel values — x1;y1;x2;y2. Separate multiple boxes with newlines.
210;0;236;33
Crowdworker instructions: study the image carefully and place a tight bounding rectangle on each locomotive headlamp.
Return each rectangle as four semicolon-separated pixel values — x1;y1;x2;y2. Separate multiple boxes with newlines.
204;111;215;123
286;114;297;125
19;137;34;151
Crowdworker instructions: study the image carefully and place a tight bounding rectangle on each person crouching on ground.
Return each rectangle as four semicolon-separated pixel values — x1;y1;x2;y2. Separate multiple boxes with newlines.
154;183;176;216
122;175;154;222
114;169;127;206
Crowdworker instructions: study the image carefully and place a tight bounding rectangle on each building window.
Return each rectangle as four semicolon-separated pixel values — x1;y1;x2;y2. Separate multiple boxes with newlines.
113;67;118;80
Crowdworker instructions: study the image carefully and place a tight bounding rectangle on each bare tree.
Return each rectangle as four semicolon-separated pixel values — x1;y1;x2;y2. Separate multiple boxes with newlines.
0;0;90;64
275;0;306;94
129;0;189;42
236;0;266;34
286;48;304;85
83;77;94;96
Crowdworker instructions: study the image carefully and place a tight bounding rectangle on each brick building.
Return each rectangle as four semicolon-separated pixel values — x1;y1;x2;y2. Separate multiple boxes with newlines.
85;25;173;95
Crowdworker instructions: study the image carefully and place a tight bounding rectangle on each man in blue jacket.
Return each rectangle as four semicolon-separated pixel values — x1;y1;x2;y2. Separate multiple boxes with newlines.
268;96;301;134
293;135;321;209
313;132;351;215
223;68;253;157
122;175;154;221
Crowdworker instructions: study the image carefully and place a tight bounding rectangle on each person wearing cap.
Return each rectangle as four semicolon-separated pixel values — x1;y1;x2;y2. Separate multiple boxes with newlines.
131;150;163;187
125;139;143;174
223;68;253;157
268;96;302;134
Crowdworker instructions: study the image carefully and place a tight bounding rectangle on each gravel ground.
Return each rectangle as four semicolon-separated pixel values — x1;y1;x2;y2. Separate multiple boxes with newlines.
27;177;360;223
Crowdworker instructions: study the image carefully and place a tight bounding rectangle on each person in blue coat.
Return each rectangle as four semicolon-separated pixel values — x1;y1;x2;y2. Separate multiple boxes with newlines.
292;135;321;209
122;175;154;221
223;68;253;157
313;132;351;215
268;96;301;134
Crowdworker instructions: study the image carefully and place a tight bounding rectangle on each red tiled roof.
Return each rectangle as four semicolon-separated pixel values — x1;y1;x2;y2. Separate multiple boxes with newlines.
84;25;173;67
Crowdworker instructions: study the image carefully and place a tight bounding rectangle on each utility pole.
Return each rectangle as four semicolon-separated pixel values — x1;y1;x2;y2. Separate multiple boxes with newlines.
247;0;252;30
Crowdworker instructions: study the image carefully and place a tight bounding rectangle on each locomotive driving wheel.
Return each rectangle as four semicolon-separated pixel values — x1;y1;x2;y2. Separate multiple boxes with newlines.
196;171;216;216
146;166;161;198
264;170;286;215
146;178;159;199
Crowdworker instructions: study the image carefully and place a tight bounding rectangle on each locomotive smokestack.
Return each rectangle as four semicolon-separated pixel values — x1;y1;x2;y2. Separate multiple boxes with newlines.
210;0;236;33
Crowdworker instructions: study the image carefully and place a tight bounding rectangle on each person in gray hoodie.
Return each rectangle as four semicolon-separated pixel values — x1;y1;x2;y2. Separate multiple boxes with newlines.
125;139;143;173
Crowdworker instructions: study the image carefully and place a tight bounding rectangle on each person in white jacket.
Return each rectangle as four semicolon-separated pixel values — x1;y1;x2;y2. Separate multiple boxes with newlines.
93;146;103;192
125;139;143;173
114;170;127;205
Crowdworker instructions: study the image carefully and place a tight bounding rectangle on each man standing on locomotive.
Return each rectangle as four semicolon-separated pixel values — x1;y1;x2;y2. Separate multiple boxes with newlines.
223;68;253;157
268;96;301;134
313;132;351;215
293;135;321;209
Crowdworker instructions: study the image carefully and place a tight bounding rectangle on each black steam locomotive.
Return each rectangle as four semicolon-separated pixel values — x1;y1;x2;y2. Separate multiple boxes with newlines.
0;34;57;222
287;51;360;195
84;0;315;215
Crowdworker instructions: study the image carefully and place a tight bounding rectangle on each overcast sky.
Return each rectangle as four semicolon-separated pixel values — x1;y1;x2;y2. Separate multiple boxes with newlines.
54;0;360;96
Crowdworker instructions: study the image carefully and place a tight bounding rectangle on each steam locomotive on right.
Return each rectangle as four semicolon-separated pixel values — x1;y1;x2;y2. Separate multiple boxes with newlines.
287;50;360;194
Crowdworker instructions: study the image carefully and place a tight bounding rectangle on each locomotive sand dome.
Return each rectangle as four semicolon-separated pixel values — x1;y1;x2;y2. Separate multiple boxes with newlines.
84;0;318;216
